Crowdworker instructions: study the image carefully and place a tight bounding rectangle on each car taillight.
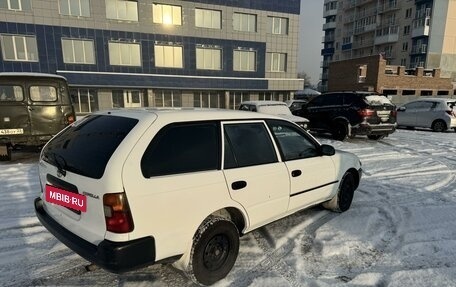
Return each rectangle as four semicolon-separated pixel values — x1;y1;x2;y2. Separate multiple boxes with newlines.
67;115;75;124
391;110;397;117
358;109;375;117
103;192;134;233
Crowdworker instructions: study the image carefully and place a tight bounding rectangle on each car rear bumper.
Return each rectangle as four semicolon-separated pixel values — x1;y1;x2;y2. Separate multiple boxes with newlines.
34;197;156;273
352;123;396;136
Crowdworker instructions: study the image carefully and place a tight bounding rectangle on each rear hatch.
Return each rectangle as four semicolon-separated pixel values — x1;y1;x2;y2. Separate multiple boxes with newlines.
0;84;31;139
363;95;396;125
38;113;146;244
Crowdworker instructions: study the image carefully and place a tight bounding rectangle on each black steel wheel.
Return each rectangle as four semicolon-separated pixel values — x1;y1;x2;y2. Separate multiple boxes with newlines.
187;216;239;286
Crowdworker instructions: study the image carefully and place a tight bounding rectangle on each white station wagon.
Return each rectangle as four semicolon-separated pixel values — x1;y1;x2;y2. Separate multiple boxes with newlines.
35;108;362;285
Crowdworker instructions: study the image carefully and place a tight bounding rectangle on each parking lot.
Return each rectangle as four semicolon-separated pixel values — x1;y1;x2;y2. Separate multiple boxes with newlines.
1;129;456;287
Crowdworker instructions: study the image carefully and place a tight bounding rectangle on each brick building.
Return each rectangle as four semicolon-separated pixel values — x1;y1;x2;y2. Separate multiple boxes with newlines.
328;55;454;104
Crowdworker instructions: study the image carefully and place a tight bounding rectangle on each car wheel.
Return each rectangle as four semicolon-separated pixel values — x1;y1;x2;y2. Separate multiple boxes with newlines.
331;121;348;141
185;216;239;286
367;135;384;140
0;145;12;161
431;120;447;132
322;172;355;212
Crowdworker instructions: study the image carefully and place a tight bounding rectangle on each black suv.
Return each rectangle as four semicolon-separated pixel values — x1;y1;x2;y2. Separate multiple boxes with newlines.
296;91;397;141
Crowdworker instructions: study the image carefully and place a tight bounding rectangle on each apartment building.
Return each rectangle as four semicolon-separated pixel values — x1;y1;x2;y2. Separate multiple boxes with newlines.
0;0;303;114
322;0;456;92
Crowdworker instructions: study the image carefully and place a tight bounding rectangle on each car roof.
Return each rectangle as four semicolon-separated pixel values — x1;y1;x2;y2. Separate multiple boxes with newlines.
240;100;287;106
415;97;455;102
91;107;287;122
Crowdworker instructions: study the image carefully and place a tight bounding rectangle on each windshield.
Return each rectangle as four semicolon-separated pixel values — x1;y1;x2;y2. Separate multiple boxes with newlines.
257;104;292;115
42;115;138;179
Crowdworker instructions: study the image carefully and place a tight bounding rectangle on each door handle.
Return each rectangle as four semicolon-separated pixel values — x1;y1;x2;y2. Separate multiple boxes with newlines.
291;170;302;177
28;106;33;111
231;181;247;190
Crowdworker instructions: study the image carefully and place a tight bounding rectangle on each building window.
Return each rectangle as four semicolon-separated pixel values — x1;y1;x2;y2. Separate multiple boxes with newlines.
233;12;257;32
268;16;288;35
402;42;408;51
405;8;412;18
403;25;410;35
70;88;98;113
229;92;250;109
193;91;225;108
268;52;287;72
153;3;182;25
0;34;38;62
106;0;138;21
0;0;31;11
195;8;221;29
233;50;256;72
196;47;221;70
59;0;90;17
108;42;141;66
62;39;95;64
154;45;183;68
154;90;182;107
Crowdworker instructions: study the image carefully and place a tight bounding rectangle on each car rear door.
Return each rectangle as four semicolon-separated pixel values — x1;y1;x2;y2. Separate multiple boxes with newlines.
28;81;67;137
0;82;31;138
266;120;336;213
415;101;436;128
222;121;289;231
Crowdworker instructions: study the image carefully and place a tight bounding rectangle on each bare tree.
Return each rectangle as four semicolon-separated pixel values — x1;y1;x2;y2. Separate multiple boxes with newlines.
297;72;312;87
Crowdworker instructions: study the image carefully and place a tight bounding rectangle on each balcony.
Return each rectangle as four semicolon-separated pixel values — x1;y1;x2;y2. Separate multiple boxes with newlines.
323;21;337;30
322;34;335;42
321;47;335;55
411;44;427;54
412;17;430;37
320;60;331;68
378;1;400;14
323;8;338;17
352;39;374;49
354;23;377;35
374;26;399;45
342;43;353;50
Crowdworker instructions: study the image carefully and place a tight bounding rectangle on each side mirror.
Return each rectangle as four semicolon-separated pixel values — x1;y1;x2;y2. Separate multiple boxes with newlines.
397;106;406;112
320;144;335;156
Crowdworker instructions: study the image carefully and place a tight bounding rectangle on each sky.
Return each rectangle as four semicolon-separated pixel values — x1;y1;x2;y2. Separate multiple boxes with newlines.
2;129;456;286
299;0;325;86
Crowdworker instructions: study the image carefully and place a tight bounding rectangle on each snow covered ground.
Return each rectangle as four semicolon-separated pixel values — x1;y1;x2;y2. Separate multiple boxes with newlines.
1;129;456;287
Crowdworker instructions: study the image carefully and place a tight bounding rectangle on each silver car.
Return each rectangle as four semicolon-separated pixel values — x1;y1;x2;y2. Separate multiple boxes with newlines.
397;98;456;132
239;100;310;130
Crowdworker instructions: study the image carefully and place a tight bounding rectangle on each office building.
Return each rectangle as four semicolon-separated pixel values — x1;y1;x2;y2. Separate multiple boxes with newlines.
0;0;303;114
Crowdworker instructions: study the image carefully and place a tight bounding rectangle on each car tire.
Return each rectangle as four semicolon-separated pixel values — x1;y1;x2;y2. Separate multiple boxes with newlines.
367;135;384;140
331;121;348;141
185;216;239;286
322;172;355;212
0;145;12;161
431;120;447;132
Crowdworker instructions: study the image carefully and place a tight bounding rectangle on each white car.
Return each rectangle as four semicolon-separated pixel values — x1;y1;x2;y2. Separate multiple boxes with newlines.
397;98;456;132
239;100;310;130
35;108;361;285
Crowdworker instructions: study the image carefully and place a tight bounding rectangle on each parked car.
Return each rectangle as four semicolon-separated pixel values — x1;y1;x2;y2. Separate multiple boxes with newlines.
0;73;75;161
285;99;308;114
296;91;397;141
35;108;362;286
396;98;456;132
239;100;310;130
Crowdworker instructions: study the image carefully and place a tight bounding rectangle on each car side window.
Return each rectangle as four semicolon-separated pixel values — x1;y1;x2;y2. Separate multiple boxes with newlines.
141;122;219;178
404;102;422;110
223;122;277;169
266;119;319;160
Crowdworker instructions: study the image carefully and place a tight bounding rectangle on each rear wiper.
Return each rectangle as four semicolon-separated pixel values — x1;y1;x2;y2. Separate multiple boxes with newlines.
52;153;67;177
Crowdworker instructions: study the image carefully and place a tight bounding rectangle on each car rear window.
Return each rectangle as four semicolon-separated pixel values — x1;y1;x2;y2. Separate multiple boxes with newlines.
365;95;393;106
447;101;456;110
42;115;138;179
